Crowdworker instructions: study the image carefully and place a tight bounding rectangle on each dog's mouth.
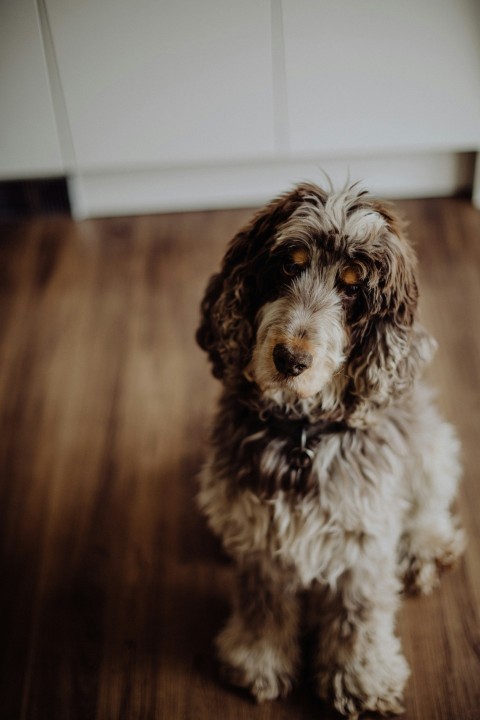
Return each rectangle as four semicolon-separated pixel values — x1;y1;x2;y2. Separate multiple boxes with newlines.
269;341;319;398
244;341;333;400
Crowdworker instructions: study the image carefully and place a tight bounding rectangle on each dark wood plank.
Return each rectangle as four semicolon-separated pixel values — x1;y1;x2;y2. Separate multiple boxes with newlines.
0;198;479;719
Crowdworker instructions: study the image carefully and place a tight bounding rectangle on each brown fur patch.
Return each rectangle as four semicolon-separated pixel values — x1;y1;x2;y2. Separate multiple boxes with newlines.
291;247;309;266
341;266;361;285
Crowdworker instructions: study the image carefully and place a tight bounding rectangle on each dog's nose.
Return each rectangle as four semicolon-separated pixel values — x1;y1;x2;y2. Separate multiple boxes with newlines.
273;343;313;377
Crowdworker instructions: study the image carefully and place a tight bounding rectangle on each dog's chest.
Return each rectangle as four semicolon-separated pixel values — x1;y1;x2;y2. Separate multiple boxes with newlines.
203;430;401;588
219;483;392;588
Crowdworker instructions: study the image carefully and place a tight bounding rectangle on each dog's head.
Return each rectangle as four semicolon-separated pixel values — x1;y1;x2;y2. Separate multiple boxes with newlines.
197;183;435;424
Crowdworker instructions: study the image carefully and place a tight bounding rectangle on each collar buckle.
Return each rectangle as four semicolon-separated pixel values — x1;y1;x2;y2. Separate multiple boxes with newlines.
291;427;315;470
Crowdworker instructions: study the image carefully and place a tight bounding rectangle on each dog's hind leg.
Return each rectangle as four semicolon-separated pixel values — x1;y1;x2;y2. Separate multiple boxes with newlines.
216;559;300;702
399;408;465;595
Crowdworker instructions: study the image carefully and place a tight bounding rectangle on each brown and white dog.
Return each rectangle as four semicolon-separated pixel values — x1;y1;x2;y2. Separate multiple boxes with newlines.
196;182;464;718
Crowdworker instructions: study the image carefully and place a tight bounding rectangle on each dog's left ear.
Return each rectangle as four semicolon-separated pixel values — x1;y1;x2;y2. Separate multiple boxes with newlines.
196;186;309;382
347;199;437;426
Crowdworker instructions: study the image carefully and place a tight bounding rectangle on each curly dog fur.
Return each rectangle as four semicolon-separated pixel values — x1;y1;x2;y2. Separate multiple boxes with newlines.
196;182;465;718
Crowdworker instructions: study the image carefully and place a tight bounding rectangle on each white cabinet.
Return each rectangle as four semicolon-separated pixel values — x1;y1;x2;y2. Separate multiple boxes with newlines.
45;0;275;170
0;0;63;178
1;1;479;214
282;0;480;156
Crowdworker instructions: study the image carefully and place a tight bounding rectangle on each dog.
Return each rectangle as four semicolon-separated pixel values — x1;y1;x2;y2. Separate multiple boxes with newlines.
196;182;464;718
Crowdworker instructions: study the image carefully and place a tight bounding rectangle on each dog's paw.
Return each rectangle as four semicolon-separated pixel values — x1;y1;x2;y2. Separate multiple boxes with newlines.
317;649;409;719
216;621;297;702
331;679;404;719
400;525;466;595
319;674;406;719
220;660;293;702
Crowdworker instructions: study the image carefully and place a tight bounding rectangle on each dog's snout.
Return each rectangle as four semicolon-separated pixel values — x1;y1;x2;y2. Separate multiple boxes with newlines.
273;343;313;377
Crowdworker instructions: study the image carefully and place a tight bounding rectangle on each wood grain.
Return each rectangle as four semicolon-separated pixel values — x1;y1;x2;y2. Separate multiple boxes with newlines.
0;198;479;719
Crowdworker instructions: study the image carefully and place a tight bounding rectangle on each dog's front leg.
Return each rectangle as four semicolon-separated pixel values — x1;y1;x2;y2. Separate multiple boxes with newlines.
314;559;410;719
216;559;300;702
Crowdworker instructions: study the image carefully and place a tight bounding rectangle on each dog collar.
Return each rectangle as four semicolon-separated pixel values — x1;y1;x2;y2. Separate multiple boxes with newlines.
258;410;350;490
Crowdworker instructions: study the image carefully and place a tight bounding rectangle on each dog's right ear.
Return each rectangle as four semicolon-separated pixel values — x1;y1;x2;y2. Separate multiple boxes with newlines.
196;265;240;380
196;185;311;382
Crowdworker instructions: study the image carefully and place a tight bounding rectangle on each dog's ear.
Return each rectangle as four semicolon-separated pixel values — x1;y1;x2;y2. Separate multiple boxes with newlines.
196;186;309;381
346;199;436;425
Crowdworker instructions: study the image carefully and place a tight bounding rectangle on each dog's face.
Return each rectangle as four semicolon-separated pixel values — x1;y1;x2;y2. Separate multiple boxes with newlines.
245;208;387;400
197;183;435;419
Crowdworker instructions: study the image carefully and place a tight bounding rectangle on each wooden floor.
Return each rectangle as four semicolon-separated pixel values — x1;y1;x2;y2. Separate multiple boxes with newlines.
0;197;479;720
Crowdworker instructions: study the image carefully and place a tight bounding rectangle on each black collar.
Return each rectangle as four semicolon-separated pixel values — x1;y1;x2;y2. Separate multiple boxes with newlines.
260;410;349;440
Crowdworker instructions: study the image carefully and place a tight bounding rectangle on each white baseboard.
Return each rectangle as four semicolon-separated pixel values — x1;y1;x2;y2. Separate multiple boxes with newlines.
69;150;476;219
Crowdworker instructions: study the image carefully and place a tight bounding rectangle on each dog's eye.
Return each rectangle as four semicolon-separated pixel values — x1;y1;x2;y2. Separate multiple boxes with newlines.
282;261;304;277
339;265;362;293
